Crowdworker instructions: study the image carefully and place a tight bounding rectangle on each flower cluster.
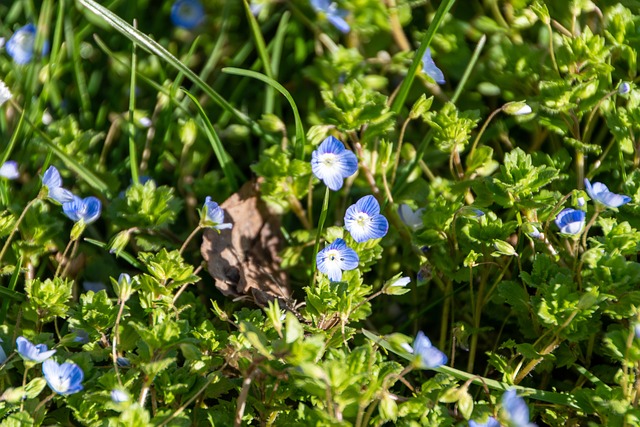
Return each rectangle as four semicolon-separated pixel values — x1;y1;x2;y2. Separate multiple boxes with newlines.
554;179;631;236
41;166;102;226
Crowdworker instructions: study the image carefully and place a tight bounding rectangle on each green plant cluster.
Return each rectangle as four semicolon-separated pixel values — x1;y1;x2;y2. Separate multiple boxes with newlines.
1;0;640;426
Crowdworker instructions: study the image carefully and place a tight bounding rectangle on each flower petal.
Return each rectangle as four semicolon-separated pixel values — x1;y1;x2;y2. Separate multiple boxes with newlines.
422;48;445;84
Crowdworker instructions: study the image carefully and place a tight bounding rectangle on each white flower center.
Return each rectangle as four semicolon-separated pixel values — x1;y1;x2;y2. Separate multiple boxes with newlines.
320;153;337;168
354;212;370;227
326;249;340;262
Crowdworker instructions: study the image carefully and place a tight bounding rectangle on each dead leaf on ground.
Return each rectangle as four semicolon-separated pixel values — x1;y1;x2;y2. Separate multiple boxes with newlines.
201;180;291;306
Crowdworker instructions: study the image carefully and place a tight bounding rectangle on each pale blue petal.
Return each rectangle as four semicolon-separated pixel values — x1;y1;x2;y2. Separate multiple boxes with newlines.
502;389;534;427
336;150;358;177
49;187;74;204
0;161;19;180
317;136;346;155
355;195;380;216
422;48;445;84
585;178;631;208
398;204;423;230
327;14;350;33
111;389;129;403
555;208;585;235
83;197;102;224
42;166;62;189
413;331;447;368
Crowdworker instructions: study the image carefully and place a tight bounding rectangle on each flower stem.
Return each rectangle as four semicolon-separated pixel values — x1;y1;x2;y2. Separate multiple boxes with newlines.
179;225;203;255
0;198;38;265
55;238;76;278
311;187;331;284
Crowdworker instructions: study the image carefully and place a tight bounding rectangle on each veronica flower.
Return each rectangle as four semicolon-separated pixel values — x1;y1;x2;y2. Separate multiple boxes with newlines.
42;166;74;204
0;161;19;180
422;48;445;85
201;197;233;230
468;417;500;427
411;331;447;369
344;195;388;242
171;0;204;29
6;24;36;64
0;80;12;107
398;204;424;231
584;178;631;209
310;0;350;34
555;208;585;235
111;389;130;403
62;196;102;225
42;359;84;395
311;136;358;191
316;238;359;282
619;82;631;95
16;336;56;364
501;389;537;427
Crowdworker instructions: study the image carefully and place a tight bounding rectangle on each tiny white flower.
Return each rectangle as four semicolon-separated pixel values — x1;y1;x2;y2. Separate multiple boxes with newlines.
0;80;12;107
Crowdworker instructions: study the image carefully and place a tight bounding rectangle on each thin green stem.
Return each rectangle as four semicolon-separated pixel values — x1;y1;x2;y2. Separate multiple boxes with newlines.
311;187;331;284
179;225;203;255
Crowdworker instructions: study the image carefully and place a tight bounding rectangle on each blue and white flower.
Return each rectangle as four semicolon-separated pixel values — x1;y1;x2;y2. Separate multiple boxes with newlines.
201;197;233;230
316;238;359;282
0;161;19;180
411;331;447;369
171;0;204;30
555;208;585;235
421;48;445;85
468;416;500;427
42;166;74;204
111;389;130;403
584;178;631;209
398;204;424;231
0;80;12;107
310;0;350;34
62;196;102;224
16;336;56;364
42;359;84;395
311;136;358;191
344;195;388;242
501;388;537;427
6;24;36;64
619;82;631;95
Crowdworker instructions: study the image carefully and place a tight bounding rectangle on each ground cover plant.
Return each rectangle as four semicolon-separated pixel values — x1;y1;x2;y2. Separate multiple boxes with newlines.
1;0;640;425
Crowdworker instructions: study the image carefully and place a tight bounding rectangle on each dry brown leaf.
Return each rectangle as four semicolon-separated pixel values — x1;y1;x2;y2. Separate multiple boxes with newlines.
201;181;291;306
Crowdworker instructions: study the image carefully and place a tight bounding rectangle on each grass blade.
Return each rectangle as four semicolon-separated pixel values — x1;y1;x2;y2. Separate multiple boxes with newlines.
222;67;306;160
182;89;240;191
390;0;456;114
242;0;275;114
77;0;269;141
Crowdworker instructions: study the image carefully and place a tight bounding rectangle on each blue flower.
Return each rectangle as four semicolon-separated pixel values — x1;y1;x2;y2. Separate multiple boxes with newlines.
62;196;102;224
0;161;19;180
422;48;445;85
171;0;204;30
0;338;7;364
554;208;585;235
16;336;56;364
502;389;536;427
42;166;74;204
469;417;500;427
311;136;358;191
398;204;424;231
201;197;233;230
619;82;631;95
412;331;447;369
111;389;130;403
316;238;359;282
584;178;631;209
42;359;84;395
6;24;36;64
344;195;388;242
310;0;350;34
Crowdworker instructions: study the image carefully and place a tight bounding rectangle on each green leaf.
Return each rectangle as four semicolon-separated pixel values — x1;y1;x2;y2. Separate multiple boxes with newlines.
222;67;306;160
239;321;274;360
